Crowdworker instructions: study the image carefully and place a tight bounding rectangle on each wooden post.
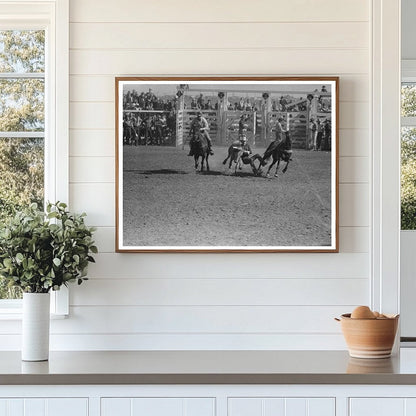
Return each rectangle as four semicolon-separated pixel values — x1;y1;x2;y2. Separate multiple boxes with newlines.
261;93;271;145
217;92;228;145
175;92;184;148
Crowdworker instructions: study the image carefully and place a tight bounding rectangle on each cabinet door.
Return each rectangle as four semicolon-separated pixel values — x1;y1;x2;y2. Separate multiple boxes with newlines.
0;398;88;416
228;398;335;416
350;398;416;416
101;398;215;416
350;398;404;416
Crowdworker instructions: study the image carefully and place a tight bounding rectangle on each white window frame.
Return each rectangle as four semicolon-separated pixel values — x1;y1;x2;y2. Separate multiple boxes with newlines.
371;0;401;323
0;0;69;317
399;59;416;340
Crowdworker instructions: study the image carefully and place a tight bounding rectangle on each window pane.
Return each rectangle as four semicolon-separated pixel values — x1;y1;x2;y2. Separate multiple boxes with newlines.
401;127;416;230
0;29;45;301
0;78;44;131
0;137;44;218
0;30;45;73
402;83;416;117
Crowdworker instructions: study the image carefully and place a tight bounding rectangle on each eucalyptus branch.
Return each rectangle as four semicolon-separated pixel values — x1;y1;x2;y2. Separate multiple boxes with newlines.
0;202;97;293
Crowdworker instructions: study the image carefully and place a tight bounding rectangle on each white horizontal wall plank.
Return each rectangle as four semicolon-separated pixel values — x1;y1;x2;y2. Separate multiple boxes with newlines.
86;253;369;279
70;157;115;183
70;0;369;23
70;49;368;75
92;227;115;253
70;103;114;129
69;74;369;103
0;332;347;350
70;129;114;157
69;183;114;226
339;184;369;227
70;22;368;50
339;227;369;253
339;157;369;183
93;226;368;254
339;129;369;157
51;305;352;334
339;102;369;129
63;332;345;350
70;76;114;102
70;278;368;306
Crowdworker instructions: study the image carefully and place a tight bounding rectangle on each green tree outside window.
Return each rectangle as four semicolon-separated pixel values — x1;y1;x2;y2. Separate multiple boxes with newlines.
0;30;45;299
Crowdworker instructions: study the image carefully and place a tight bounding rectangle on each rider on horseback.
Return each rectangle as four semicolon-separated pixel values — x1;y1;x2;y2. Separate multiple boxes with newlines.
262;117;287;162
188;111;214;156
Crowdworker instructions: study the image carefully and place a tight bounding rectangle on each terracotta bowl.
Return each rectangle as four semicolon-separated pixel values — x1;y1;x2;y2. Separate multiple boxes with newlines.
338;313;399;359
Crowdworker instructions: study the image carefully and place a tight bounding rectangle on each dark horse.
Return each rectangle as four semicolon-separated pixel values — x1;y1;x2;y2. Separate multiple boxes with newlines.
191;130;210;172
260;131;292;177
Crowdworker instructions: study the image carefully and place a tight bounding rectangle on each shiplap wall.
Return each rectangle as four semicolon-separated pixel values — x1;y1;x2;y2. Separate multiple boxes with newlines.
54;0;371;350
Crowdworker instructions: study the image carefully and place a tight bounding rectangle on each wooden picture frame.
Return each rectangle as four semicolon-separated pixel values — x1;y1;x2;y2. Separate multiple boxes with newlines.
115;77;339;253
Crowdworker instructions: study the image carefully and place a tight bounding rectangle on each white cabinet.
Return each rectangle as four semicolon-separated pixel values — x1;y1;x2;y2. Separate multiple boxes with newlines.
101;398;215;416
0;398;88;416
4;385;416;416
350;398;416;416
228;398;335;416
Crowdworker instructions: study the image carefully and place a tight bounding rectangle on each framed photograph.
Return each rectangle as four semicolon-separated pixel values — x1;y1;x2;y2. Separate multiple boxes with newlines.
116;77;339;252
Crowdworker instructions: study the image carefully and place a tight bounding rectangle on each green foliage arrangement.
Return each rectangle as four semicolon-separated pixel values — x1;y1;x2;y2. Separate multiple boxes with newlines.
0;202;97;293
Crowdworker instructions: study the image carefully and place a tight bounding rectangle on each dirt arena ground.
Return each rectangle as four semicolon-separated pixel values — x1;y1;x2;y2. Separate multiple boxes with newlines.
122;145;332;248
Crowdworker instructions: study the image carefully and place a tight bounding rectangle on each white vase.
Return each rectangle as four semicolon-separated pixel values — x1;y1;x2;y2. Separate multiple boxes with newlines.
22;292;50;361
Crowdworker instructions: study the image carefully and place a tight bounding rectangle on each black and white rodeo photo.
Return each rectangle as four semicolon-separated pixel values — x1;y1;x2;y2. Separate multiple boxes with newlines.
116;77;338;252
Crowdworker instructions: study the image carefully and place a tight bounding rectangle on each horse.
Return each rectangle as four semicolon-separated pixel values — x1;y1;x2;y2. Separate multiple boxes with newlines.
191;130;210;172
260;131;293;177
223;141;262;175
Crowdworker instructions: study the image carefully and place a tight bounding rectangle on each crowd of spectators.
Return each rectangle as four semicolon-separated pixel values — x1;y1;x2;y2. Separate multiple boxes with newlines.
124;88;331;114
122;87;332;148
123;112;176;146
124;88;177;111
